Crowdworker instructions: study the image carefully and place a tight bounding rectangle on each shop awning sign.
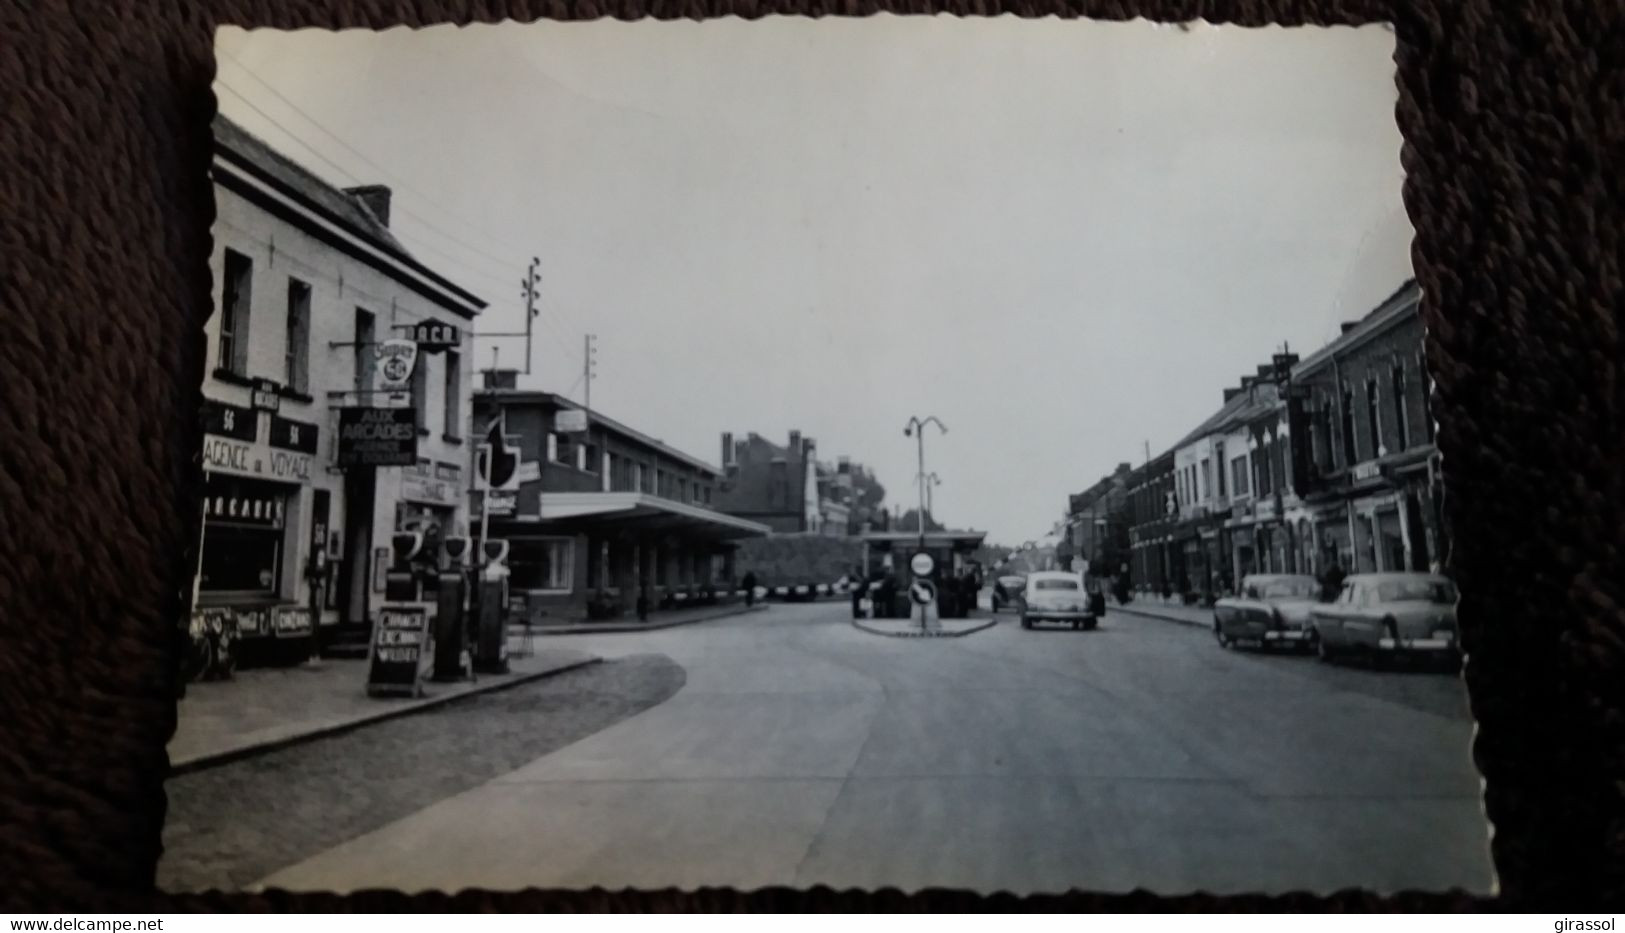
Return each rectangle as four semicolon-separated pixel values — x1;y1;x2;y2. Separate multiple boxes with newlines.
410;320;460;354
337;407;418;468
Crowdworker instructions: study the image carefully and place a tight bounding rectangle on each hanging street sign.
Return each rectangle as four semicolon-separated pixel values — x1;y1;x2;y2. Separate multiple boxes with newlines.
376;339;419;390
909;551;936;577
410;320;460;354
910;579;937;606
250;378;283;413
337;406;418;468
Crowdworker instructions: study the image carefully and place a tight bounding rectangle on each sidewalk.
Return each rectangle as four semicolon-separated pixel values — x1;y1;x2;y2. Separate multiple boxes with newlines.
515;602;766;636
169;641;599;774
1109;597;1213;629
852;615;998;639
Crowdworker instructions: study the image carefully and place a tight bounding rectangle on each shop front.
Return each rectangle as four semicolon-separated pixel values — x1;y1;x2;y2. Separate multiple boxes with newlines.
191;398;330;673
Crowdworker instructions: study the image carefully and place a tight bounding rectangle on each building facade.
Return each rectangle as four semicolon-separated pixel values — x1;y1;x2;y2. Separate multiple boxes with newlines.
1126;450;1179;597
714;430;855;535
1065;463;1133;579
473;385;769;620
194;115;484;663
1283;280;1441;577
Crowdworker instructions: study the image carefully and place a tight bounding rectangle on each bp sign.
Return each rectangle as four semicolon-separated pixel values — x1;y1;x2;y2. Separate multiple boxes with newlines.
909;551;936;577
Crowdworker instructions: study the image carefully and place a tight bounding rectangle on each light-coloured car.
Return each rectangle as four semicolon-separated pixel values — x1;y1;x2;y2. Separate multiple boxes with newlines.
1019;571;1099;631
1311;572;1460;665
1212;574;1321;651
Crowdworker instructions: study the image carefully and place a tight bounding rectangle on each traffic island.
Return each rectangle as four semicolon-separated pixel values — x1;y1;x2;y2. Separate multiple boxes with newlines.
851;615;998;639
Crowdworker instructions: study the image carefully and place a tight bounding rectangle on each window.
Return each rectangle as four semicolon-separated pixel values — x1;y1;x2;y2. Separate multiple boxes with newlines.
1200;459;1211;501
1365;377;1382;460
1231;455;1250;498
581;443;599;473
552;432;574;466
218;249;253;375
284;278;311;392
198;475;285;597
410;352;429;431
1420;354;1436;442
443;350;462;438
510;538;573;592
1215;443;1226;498
1392;363;1410;451
546;433;559;463
354;308;376;391
1340;385;1357;467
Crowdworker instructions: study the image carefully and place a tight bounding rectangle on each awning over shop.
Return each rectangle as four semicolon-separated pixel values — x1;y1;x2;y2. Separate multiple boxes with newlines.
506;492;772;542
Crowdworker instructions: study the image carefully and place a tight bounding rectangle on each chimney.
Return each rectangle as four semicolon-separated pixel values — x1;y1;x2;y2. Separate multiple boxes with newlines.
1224;387;1242;402
721;432;734;466
345;185;392;227
789;430;802;460
1340;321;1359;334
483;369;519;390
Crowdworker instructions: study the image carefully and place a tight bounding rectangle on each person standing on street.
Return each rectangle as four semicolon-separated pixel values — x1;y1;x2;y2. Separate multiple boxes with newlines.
742;570;758;607
1320;556;1347;602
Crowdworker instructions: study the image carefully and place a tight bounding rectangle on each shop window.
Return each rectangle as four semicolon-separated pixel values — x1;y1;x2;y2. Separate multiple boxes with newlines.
198;476;286;598
511;538;572;592
219;249;253;376
284;277;311;393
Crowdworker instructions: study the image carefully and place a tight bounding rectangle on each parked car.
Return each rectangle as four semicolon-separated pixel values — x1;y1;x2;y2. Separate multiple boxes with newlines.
991;574;1027;612
1310;572;1460;666
1019;571;1100;631
1212;573;1321;651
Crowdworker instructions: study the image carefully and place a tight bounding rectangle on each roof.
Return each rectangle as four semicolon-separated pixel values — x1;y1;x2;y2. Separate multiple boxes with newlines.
475;390;722;476
523;492;770;540
1293;279;1422;377
1172;379;1282;450
212;114;485;316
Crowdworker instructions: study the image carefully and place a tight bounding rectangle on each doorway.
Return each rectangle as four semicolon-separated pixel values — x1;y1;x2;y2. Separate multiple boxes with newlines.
339;468;376;628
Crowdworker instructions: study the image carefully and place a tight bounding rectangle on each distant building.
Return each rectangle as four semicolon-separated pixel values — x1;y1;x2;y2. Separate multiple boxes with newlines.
714;430;861;535
1064;464;1134;578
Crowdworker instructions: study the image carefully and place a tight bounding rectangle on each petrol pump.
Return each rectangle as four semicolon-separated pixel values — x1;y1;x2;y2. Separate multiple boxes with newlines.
433;535;471;682
473;538;510;674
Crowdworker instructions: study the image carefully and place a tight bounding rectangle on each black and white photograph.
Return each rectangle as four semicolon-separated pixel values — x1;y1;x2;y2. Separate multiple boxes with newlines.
162;17;1493;897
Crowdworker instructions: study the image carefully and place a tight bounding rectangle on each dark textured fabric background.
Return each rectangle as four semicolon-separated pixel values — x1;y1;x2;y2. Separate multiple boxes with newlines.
2;0;1621;913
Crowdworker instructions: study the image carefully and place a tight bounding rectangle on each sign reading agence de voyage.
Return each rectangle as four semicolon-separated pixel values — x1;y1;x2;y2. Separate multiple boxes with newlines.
337;407;418;468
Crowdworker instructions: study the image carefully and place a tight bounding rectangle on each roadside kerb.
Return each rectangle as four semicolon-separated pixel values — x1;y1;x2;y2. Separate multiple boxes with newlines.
851;616;999;639
1111;603;1211;629
169;655;603;776
525;603;766;636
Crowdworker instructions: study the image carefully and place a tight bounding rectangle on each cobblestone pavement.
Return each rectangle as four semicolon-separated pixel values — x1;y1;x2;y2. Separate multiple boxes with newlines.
158;654;685;893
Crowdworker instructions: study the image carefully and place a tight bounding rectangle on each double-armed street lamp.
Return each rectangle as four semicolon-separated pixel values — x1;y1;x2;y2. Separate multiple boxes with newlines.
903;416;947;554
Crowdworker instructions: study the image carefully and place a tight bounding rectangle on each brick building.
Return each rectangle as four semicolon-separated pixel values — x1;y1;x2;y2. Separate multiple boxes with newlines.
1064;463;1133;579
714;430;856;535
474;385;770;620
1283;279;1441;577
1126;449;1178;597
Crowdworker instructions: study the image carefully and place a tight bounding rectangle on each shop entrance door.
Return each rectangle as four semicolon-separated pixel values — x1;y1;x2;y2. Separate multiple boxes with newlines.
339;468;376;627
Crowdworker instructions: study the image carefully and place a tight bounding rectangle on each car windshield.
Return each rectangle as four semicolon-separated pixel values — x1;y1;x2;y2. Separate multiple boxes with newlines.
1375;579;1458;604
1259;579;1318;599
1033;579;1080;591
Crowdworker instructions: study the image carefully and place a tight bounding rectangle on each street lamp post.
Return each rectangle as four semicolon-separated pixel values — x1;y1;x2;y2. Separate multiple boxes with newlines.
904;415;947;630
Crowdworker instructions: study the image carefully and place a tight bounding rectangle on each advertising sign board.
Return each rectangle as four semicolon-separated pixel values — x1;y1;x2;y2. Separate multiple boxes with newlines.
338;407;418;468
366;605;430;697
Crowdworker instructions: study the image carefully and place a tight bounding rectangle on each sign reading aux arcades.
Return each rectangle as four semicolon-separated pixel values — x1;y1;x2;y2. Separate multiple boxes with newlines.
337;407;418;468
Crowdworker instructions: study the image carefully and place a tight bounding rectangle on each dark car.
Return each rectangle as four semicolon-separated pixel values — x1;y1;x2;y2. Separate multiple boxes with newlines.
992;574;1027;612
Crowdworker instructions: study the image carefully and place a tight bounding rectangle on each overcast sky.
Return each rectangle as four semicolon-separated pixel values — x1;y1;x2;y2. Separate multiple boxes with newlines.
215;18;1413;546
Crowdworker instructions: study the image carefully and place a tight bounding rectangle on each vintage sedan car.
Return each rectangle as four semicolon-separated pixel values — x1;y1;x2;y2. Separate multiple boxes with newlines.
1311;572;1461;665
991;574;1028;612
1019;571;1100;631
1212;573;1322;651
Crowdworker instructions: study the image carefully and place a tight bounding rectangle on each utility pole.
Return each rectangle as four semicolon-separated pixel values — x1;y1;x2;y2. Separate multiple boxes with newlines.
584;334;597;412
520;258;541;375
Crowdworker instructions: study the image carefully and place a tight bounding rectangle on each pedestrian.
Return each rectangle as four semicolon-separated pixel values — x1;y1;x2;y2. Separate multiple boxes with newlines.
850;564;865;618
1320;555;1347;602
742;570;757;607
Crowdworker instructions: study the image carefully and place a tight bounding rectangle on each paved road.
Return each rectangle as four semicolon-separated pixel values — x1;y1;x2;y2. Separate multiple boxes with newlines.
251;602;1493;897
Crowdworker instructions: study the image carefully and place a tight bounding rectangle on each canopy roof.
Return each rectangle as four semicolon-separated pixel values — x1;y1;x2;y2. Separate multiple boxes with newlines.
506;492;771;541
861;530;988;550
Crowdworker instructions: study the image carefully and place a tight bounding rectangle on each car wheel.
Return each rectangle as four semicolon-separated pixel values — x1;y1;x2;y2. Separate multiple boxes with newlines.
1213;622;1232;649
1021;615;1032;630
1083;619;1098;631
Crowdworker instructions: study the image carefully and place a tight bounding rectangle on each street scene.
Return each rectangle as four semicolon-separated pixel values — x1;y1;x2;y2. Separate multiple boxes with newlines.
168;19;1491;896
